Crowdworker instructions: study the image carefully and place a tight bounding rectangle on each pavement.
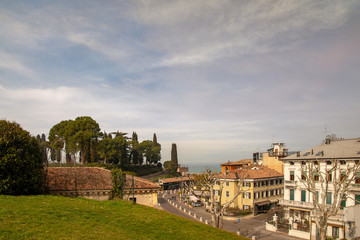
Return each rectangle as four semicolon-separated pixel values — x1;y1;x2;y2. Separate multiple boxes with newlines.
157;190;303;240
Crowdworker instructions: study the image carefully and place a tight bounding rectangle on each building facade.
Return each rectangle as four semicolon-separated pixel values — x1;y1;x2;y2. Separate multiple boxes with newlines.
221;159;253;173
280;138;360;239
215;165;284;214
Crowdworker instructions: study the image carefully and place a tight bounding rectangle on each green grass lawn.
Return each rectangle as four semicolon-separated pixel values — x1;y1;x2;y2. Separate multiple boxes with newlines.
0;195;247;240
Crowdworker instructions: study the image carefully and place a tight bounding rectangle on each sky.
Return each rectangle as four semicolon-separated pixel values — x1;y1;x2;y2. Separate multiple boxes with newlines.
1;0;360;165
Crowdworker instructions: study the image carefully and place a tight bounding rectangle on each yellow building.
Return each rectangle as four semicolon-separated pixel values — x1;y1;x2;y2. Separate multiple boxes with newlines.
255;143;294;174
215;165;283;214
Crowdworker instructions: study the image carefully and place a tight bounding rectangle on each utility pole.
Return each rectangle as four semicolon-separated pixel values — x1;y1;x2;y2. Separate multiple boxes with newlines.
132;175;135;204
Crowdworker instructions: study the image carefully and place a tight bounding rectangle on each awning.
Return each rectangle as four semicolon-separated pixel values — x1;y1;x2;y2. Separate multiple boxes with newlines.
255;200;271;206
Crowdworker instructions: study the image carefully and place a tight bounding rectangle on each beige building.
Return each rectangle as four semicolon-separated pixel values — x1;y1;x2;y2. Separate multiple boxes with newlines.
215;165;284;214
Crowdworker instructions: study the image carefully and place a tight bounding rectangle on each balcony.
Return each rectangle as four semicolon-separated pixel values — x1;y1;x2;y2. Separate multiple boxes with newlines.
349;183;360;192
279;199;314;209
284;180;297;187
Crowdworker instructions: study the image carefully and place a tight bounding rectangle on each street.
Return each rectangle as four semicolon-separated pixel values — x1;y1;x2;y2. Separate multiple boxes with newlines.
157;191;303;240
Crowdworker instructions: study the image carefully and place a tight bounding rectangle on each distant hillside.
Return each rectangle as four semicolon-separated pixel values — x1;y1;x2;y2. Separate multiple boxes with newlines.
0;195;246;240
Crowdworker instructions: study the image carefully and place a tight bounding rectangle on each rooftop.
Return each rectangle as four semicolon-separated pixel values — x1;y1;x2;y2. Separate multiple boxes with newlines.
218;165;283;180
221;159;253;166
46;167;160;191
283;138;360;161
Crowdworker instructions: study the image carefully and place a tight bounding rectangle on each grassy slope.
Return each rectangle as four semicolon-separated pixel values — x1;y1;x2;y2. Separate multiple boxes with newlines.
0;195;246;240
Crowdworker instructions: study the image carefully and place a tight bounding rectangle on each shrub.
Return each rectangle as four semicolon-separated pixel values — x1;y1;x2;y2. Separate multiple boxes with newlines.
0;120;44;195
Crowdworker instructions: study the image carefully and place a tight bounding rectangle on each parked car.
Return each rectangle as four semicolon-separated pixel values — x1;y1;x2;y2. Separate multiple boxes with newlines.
191;201;202;207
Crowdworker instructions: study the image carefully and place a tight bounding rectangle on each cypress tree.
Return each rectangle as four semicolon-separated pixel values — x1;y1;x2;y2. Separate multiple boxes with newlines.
171;143;178;166
153;133;157;145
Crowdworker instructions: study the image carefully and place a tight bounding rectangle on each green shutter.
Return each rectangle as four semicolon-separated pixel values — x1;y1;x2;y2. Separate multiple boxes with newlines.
355;195;360;205
301;190;306;202
290;189;294;201
326;192;332;205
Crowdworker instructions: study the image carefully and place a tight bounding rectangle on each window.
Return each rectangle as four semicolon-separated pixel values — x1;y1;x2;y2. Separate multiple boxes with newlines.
314;172;319;181
355;173;360;184
327;172;332;181
254;192;259;199
279;179;283;184
225;191;229;198
326;192;332;205
302;161;306;165
243;205;250;210
340;194;346;210
314;161;319;165
340;160;346;165
341;172;346;181
332;227;339;238
244;182;251;187
315;191;319;201
301;190;306;202
290;161;294;165
215;190;219;196
355;195;360;205
226;181;229;187
290;189;294;201
254;182;259;187
326;161;332;165
243;192;251;199
290;171;295;181
301;174;306;180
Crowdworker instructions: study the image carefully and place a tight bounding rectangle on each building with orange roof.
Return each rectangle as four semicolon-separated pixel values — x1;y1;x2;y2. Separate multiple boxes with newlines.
46;167;160;207
220;159;253;173
215;165;284;214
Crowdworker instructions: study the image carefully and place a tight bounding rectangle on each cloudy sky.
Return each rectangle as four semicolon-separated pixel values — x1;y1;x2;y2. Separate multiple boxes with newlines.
1;0;360;165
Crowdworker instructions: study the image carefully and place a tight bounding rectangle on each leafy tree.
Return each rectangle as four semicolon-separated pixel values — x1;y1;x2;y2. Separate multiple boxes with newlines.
49;117;101;165
109;168;126;200
163;160;177;174
49;120;75;164
72;116;101;165
171;143;178;166
0;120;44;195
98;133;128;165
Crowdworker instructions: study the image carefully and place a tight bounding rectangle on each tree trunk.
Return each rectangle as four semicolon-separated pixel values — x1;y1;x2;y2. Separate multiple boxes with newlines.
318;221;328;240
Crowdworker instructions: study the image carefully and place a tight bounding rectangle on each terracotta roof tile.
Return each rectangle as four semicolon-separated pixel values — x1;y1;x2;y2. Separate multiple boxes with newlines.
46;167;112;191
218;165;283;179
46;167;160;191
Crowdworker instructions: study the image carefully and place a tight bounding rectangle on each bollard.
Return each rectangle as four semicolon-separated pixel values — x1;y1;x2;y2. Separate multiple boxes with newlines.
199;217;203;222
194;214;196;218
252;236;256;240
236;231;240;236
205;220;208;224
184;209;187;213
175;204;177;208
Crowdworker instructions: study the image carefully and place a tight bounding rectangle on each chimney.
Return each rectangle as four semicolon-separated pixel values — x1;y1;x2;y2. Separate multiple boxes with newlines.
296;152;300;157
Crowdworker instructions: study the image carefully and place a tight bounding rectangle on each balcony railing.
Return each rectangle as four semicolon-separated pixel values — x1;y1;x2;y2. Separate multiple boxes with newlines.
268;151;300;157
284;180;297;187
349;183;360;191
279;199;314;209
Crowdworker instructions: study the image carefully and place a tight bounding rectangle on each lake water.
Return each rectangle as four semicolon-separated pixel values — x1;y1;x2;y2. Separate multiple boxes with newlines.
183;163;222;173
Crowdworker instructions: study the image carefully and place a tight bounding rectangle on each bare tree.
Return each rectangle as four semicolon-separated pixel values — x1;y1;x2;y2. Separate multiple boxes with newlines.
300;159;360;240
184;169;244;229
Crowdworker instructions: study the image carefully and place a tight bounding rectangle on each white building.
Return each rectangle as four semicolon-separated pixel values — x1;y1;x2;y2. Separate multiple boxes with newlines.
280;138;360;240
